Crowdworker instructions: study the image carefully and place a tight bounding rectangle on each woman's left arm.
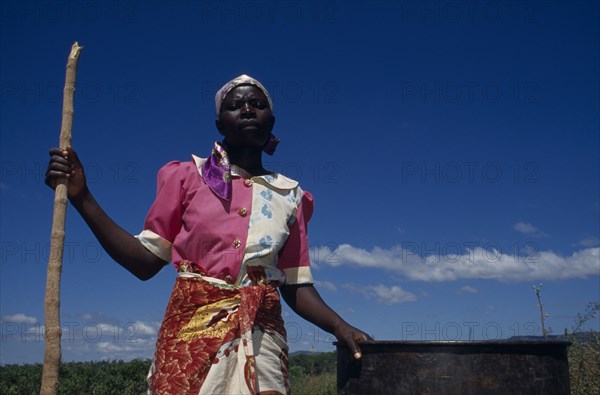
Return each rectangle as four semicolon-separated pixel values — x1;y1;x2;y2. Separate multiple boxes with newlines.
280;284;372;359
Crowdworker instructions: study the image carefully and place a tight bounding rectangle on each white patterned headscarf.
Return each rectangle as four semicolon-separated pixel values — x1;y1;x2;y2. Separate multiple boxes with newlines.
215;74;273;117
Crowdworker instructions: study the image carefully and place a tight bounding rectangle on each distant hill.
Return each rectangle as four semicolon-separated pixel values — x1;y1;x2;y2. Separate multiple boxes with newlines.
289;350;323;356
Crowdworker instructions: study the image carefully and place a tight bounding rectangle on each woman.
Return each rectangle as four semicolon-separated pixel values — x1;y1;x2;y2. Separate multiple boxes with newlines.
45;75;370;394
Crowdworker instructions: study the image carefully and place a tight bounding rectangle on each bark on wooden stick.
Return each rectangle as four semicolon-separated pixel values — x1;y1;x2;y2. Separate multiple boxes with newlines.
40;42;83;395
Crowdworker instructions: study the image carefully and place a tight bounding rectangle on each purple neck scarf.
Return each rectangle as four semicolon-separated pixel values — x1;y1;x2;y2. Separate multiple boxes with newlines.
201;142;231;200
201;138;279;201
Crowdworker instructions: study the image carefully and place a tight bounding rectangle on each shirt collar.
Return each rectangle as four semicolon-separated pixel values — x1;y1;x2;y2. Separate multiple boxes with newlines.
192;154;298;192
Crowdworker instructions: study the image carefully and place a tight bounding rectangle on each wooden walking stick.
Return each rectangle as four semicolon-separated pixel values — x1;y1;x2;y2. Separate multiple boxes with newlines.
40;42;83;395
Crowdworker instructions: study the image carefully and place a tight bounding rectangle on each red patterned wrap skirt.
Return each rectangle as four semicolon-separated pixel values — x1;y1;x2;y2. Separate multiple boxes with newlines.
148;263;289;395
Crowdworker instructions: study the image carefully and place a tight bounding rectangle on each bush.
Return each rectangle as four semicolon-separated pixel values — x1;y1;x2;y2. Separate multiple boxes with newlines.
568;302;600;395
288;352;337;395
0;363;42;394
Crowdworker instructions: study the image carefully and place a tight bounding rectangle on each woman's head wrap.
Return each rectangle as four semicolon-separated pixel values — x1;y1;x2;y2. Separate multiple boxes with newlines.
215;74;273;117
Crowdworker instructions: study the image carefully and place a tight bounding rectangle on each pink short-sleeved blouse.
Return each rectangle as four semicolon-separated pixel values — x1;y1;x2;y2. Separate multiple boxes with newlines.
136;155;314;286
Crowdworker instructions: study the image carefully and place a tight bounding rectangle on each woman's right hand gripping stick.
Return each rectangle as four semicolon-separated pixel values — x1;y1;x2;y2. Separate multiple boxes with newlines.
45;146;89;205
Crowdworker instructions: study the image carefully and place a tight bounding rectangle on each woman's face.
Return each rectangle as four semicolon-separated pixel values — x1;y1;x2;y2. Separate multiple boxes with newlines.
217;85;275;149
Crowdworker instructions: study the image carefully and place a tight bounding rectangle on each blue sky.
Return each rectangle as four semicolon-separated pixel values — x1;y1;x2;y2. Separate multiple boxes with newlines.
1;1;599;364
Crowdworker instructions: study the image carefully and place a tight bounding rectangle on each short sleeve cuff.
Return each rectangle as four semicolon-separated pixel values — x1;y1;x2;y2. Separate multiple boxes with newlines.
283;267;314;285
135;230;172;263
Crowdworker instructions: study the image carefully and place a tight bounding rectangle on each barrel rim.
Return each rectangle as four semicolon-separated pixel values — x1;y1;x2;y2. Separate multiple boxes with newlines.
334;339;572;347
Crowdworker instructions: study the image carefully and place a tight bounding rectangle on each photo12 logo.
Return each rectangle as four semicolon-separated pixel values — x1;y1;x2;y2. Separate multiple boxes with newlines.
198;1;339;24
400;161;539;184
1;81;140;105
400;321;541;341
1;1;138;25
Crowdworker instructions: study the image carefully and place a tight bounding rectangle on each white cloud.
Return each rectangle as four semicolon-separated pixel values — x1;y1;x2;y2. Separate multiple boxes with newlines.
514;222;548;237
458;285;478;294
574;237;600;248
514;222;538;234
369;285;417;304
311;244;600;282
132;321;157;336
1;313;38;324
314;280;337;292
344;284;416;304
97;323;120;333
97;342;137;354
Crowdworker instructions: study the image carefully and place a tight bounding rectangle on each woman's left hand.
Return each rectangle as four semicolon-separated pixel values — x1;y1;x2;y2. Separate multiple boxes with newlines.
280;284;373;360
334;322;373;360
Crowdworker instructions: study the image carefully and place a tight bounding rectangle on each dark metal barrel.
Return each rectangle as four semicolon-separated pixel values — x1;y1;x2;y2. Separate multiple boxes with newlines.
336;340;571;395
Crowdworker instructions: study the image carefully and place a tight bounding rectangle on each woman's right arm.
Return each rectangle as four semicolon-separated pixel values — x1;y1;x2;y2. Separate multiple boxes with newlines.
45;146;167;280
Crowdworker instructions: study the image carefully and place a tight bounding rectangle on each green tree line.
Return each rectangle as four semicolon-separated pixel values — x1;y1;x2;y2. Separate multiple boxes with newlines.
0;352;337;395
